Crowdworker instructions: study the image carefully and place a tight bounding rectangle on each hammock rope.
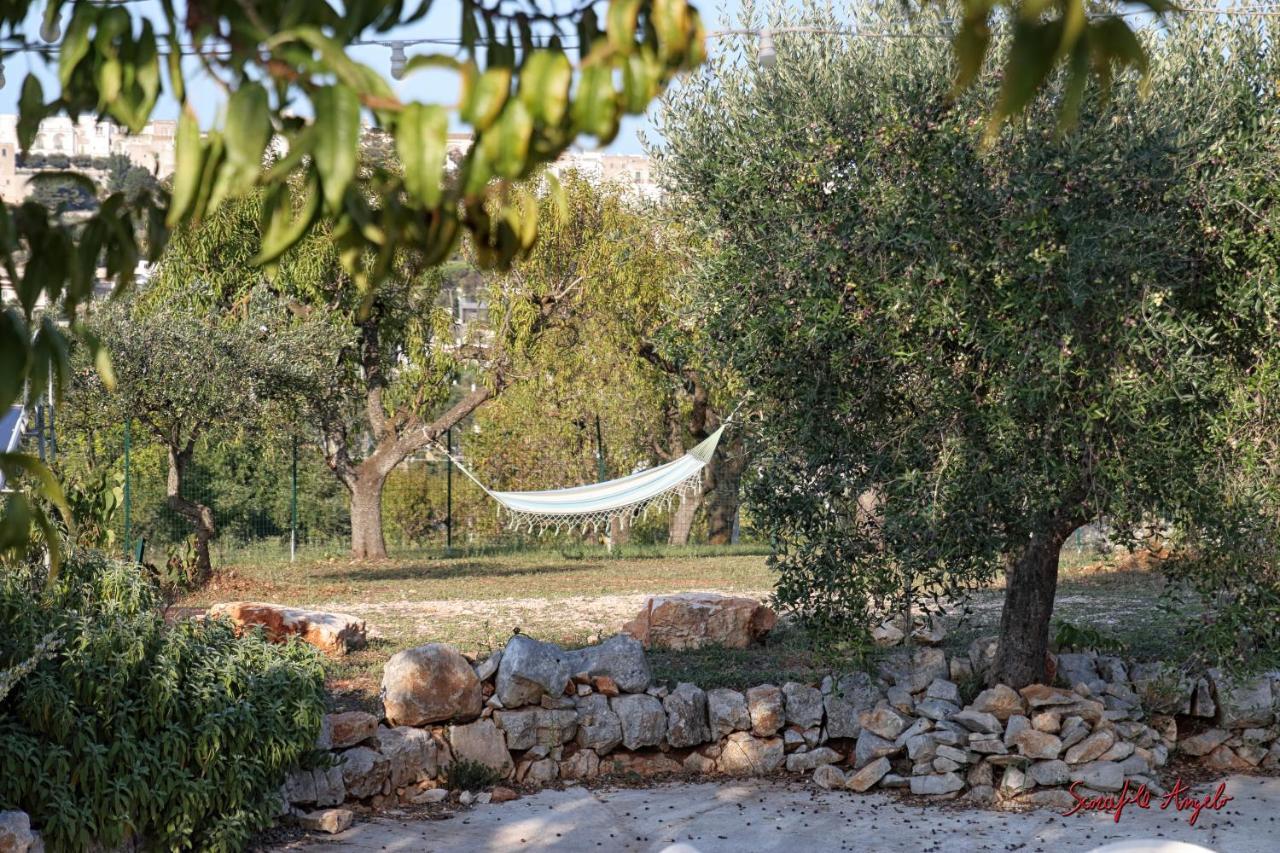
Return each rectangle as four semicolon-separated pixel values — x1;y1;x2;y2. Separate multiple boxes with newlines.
433;412;738;535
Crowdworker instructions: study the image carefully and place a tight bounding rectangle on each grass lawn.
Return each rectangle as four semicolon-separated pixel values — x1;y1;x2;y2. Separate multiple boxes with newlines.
176;543;1193;713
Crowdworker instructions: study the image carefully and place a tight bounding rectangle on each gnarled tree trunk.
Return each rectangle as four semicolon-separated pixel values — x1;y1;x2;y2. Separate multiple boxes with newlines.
992;509;1086;688
668;494;699;545
166;443;216;583
703;432;745;545
349;472;389;560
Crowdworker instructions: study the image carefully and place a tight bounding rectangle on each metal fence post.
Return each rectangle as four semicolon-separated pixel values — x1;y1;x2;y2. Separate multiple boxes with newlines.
445;427;453;551
290;434;298;563
123;418;131;560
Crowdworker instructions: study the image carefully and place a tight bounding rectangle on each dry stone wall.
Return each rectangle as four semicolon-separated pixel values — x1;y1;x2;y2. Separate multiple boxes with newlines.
277;633;1280;831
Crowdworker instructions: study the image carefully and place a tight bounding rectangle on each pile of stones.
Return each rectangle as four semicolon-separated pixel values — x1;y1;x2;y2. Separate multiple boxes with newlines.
276;631;1280;833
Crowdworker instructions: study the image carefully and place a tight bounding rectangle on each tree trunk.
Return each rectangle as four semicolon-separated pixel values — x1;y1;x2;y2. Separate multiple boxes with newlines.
703;432;745;545
349;472;389;560
992;514;1081;688
668;494;699;545
166;444;216;584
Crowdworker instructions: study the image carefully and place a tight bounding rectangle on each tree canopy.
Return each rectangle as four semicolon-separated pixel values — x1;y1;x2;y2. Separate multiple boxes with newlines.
659;11;1280;684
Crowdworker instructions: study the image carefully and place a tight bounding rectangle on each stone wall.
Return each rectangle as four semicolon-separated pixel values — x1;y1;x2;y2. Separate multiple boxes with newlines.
278;633;1280;831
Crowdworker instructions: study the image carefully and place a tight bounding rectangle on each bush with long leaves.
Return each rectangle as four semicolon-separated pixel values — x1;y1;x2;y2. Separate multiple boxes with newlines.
0;553;327;851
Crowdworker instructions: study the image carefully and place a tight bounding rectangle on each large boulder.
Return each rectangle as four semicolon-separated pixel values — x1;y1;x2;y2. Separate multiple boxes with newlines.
782;682;824;729
448;718;513;777
563;635;652;693
496;635;572;708
382;643;483;726
611;693;667;750
494;708;578;750
622;593;776;650
207;601;366;655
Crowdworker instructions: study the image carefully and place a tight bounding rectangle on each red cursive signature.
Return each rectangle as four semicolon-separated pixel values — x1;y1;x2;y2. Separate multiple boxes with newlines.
1062;778;1232;826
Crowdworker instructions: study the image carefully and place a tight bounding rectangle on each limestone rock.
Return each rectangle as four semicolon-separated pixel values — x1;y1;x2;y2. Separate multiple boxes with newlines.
375;726;438;788
382;643;483;726
340;746;391;799
999;765;1031;795
1204;745;1254;772
563;634;651;693
812;764;847;790
664;682;712;747
495;635;571;708
0;812;35;853
1211;670;1275;728
1022;789;1078;811
1069;760;1124;792
622;592;776;650
718;732;785;775
909;772;964;796
327;711;378;749
297;808;353;835
410;787;449;804
611;693;667;750
967;636;999;677
871;620;905;646
1031;710;1062;733
491;786;519;803
1065;730;1115;765
925;679;961;706
1014;729;1063;761
1027;759;1069;786
1059;716;1090;750
208;601;366;655
746;684;785;737
967;761;994;788
448;718;513;777
916;698;960;722
1056;652;1100;689
846;756;892;792
950;709;1001;734
971;685;1025;721
859;706;908;741
707;688;751;738
494;708;577;750
963;785;995;806
575;693;623;754
1003;715;1030;747
283;765;346;808
785;746;841;773
474;650;502;682
854;729;899;767
782;682;824;728
824;672;881;738
1019;684;1078;708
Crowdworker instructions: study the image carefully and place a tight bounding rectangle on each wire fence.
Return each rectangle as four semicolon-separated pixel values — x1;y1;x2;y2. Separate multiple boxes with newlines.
60;416;754;568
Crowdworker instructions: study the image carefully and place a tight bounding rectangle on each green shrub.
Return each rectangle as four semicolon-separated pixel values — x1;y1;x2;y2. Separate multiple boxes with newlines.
0;552;327;851
445;759;502;792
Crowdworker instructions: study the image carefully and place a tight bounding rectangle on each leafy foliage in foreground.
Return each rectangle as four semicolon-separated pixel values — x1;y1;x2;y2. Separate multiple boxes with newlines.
0;554;327;851
660;10;1280;683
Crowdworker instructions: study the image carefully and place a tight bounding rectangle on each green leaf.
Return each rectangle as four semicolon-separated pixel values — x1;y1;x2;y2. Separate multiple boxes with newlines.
606;0;643;56
58;5;96;88
254;176;321;265
0;309;30;411
16;75;46;152
481;100;533;179
518;50;572;126
572;65;618;141
462;66;512;132
166;108;203;227
311;86;361;213
222;83;272;197
985;20;1063;144
396;102;448;207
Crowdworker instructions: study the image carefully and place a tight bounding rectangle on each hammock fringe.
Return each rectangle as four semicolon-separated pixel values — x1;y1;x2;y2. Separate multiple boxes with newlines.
498;469;705;535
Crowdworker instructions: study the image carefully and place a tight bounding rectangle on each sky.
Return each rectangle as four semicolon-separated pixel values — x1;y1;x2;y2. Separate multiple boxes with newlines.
0;0;762;156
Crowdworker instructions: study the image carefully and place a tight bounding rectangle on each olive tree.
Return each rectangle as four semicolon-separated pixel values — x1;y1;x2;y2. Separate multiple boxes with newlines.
72;292;331;580
659;9;1280;685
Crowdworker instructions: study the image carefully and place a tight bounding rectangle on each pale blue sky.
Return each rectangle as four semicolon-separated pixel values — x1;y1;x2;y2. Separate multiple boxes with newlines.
0;1;766;155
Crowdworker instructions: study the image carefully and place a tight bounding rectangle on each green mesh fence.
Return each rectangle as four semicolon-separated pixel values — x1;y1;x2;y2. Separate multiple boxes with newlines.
63;418;755;568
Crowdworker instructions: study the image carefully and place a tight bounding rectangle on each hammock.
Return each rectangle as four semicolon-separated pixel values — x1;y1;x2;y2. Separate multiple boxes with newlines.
446;425;726;534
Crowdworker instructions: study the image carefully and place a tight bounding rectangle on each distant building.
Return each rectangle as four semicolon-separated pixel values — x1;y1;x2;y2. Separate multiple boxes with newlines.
0;115;178;203
445;132;659;200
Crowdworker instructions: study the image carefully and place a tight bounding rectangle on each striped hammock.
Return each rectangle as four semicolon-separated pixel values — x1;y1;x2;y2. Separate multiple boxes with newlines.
449;425;725;534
